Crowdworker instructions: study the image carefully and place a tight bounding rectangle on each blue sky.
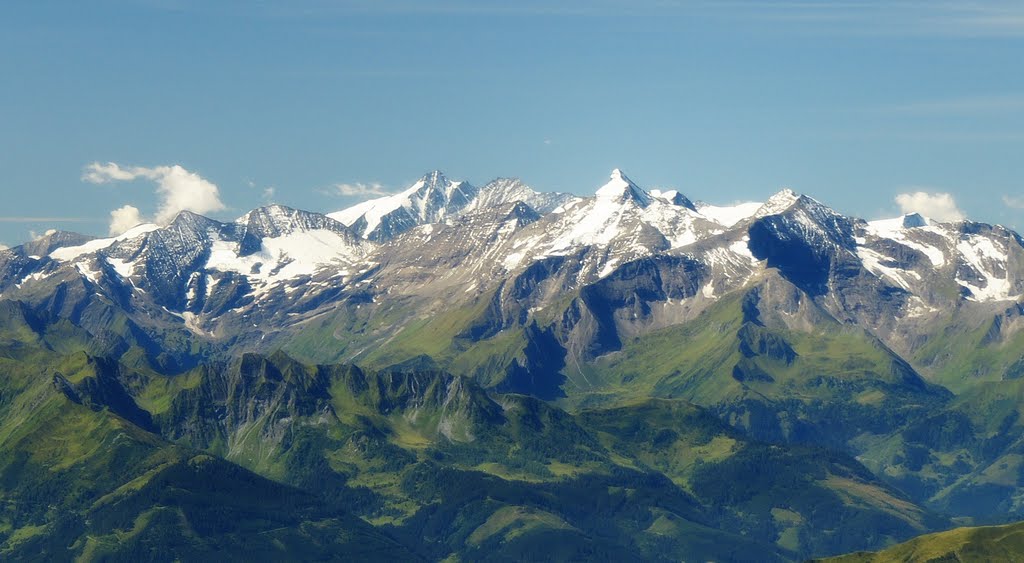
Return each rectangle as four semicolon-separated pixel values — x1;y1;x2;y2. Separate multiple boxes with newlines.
2;0;1023;246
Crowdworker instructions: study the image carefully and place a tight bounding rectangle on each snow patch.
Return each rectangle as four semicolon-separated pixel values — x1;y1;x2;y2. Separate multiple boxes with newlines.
858;247;920;290
181;311;214;337
206;229;365;293
956;234;1013;301
76;263;101;283
865;216;946;267
107;257;136;279
598;258;620;279
702;283;715;298
728;238;759;265
697;202;763;227
503;251;525;270
50;223;160;261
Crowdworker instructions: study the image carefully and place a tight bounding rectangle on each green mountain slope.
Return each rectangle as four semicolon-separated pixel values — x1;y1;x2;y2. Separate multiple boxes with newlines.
817;520;1024;563
858;377;1024;520
260;271;1024;530
909;305;1024;393
0;296;974;561
0;340;420;561
580;288;950;450
46;348;944;560
578;399;942;556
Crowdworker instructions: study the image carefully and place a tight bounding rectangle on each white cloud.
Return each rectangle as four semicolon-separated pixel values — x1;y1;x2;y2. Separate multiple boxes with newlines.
82;161;138;183
262;186;276;201
29;229;58;241
895;190;965;222
83;162;227;231
0;243;8;251
1002;195;1024;210
326;182;391;198
108;205;145;236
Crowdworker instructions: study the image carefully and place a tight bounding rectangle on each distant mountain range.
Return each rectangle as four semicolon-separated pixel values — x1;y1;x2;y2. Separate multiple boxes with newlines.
3;169;1024;560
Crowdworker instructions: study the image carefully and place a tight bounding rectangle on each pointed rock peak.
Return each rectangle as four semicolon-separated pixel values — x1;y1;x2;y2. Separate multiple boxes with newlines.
503;201;541;223
409;170;473;200
597;169;632;195
768;187;800;206
400;170;444;195
169;209;212;227
595;168;652;206
237;204;349;241
902;213;929;228
423;169;447;183
417;170;452;190
755;188;802;217
164;211;225;239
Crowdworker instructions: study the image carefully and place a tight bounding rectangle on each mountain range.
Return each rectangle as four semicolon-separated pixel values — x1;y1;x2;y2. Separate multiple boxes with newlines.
2;169;1024;560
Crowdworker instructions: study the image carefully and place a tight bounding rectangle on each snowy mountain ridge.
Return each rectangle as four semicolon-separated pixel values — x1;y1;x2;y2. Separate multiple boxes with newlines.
5;168;1021;303
1;168;1022;367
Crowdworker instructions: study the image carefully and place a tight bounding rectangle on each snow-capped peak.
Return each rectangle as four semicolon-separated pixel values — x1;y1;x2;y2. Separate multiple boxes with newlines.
405;170;469;206
235;205;354;255
595;169;652;207
328;170;478;241
755;188;801;217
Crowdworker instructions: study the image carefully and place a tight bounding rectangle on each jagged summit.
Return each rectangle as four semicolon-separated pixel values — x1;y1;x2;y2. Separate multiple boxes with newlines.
755;188;801;217
468;178;575;214
595;169;652;207
422;169;447;185
168;209;221;231
5;165;1023;354
404;170;475;208
238;204;351;240
328;170;478;241
502;200;542;223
